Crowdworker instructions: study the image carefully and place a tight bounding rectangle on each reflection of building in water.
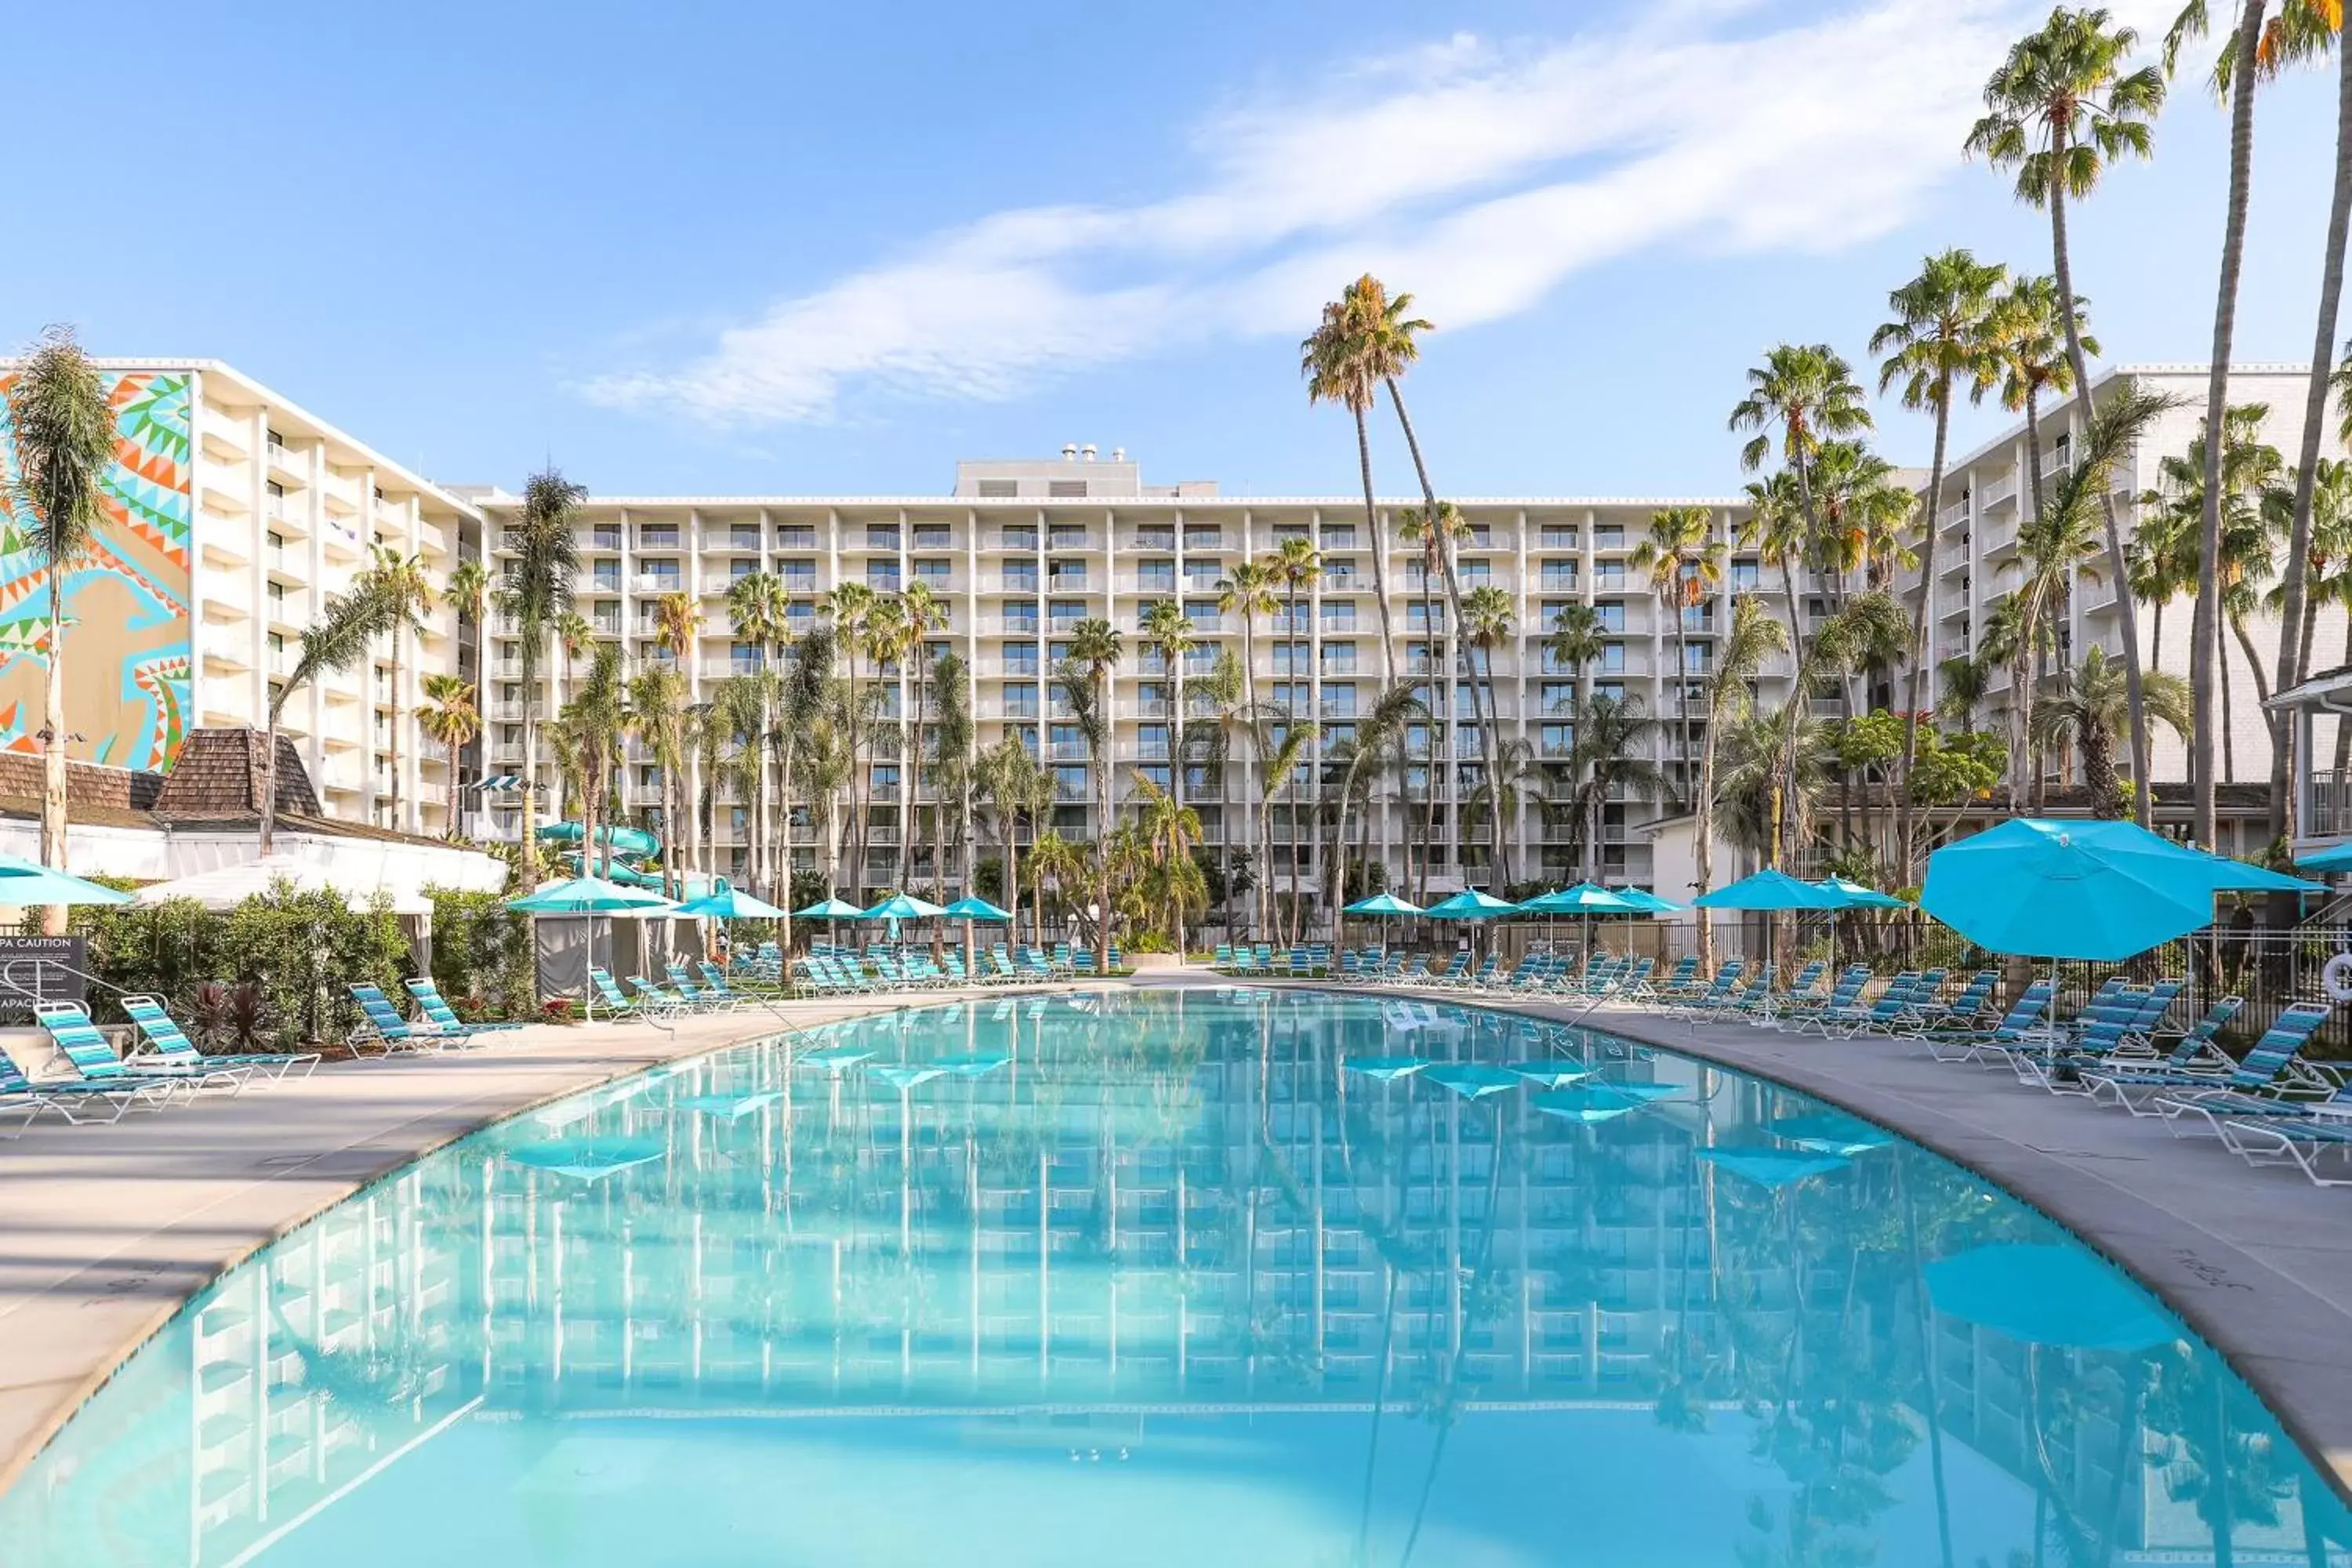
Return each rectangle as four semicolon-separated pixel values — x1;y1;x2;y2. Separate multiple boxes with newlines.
50;999;2330;1566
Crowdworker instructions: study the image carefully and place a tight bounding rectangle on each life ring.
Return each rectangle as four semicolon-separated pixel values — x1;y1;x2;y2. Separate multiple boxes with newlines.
2323;953;2352;1002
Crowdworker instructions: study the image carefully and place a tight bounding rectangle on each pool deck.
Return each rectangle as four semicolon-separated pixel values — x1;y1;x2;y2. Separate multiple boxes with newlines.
1142;974;2352;1506
0;985;1026;1494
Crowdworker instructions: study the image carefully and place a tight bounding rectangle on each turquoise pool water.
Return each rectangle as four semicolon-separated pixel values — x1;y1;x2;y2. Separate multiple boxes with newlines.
4;988;2345;1566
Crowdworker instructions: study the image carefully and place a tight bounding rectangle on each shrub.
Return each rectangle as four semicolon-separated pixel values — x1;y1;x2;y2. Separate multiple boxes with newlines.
423;887;536;1021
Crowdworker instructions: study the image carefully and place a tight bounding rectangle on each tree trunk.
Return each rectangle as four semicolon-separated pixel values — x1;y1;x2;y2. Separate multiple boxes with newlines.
1387;379;1504;891
2048;137;2153;828
1003;814;1021;950
1696;695;1719;974
2272;37;2352;855
518;631;543;892
2191;0;2267;848
2220;635;2237;784
1898;387;1954;884
34;571;67;935
387;623;404;835
1356;410;1399;690
2024;387;2048;529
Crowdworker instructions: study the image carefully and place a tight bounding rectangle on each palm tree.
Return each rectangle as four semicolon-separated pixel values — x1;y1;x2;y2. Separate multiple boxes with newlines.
1142;600;1197;808
1457;585;1518;884
2166;0;2278;844
3;329;111;928
1737;471;1812;656
1544;601;1605;691
2269;0;2352;850
362;544;435;834
630;665;688;895
555;611;592;693
1565;695;1668;884
1254;716;1320;939
1397;502;1471;874
1630;506;1726;812
262;580;401;856
556;644;630;876
1131;773;1207;952
1062;618;1123;969
1871;248;2008;876
417;673;481;837
2034;646;2194;815
822;581;877;887
648;590;702;875
1216;561;1278;915
1989;275;2101;528
498;469;583;889
773;622;837;938
1327;681;1425;913
1183;649;1249;924
1730;344;1875;576
1269;538;1322;906
727;572;790;892
975;733;1054;946
1697;597;1789;971
1301;277;1404;684
1968;5;2167;823
927;648;973;899
895;581;949;875
1350;278;1508;889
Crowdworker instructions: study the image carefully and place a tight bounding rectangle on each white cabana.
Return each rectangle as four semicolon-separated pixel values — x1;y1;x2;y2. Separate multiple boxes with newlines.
132;853;435;916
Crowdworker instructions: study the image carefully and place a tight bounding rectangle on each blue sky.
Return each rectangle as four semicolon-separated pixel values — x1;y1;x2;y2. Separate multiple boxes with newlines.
6;0;2343;499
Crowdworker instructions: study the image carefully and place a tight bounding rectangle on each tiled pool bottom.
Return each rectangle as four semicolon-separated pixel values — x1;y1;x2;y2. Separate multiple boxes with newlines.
3;987;2344;1566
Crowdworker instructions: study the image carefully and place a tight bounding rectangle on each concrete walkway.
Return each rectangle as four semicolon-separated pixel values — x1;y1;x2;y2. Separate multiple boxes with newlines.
1169;976;2352;1505
0;986;1021;1491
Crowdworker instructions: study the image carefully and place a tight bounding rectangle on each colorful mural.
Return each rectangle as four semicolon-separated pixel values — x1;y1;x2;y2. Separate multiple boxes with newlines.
0;371;194;771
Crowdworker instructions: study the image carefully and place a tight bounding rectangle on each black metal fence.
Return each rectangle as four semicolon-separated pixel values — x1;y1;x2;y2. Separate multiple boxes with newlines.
2038;927;2352;1062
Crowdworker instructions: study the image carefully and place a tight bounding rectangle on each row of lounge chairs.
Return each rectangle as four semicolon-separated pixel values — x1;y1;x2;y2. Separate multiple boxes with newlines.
793;944;1081;995
0;996;325;1133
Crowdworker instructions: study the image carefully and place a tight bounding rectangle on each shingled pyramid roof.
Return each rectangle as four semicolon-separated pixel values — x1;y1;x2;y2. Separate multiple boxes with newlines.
151;728;321;821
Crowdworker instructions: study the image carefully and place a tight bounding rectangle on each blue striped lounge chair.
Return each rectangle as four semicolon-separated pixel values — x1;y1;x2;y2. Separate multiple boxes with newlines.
405;978;526;1036
348;982;460;1052
2135;1004;2341;1131
1663;960;1746;1022
0;1041;170;1127
36;1003;242;1095
697;960;768;1004
1918;981;2057;1062
1777;966;1871;1029
2216;1114;2352;1186
1648;956;1700;1002
2045;996;2243;1098
586;967;655;1018
122;993;319;1083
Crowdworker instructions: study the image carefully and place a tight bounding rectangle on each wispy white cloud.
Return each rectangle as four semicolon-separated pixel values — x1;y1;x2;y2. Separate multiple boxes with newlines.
581;0;2163;426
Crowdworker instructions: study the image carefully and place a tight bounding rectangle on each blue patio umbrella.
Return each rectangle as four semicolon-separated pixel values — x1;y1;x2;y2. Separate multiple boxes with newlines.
674;884;793;920
1692;869;1849;910
1607;887;1686;914
1519;881;1637;963
1344;891;1424;916
0;855;132;906
2298;841;2352;874
794;895;866;920
506;875;677;913
1814;874;1908;909
942;895;1012;921
862;891;946;922
1921;818;2309;961
1424;889;1519;919
1422;1062;1522;1099
1696;1147;1853;1188
1923;1243;2177;1351
1770;1112;1894;1156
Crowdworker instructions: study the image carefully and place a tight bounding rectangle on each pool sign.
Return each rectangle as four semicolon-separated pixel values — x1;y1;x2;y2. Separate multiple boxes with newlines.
0;936;87;1023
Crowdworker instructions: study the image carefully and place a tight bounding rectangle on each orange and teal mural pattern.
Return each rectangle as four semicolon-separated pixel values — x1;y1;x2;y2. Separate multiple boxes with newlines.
0;371;193;771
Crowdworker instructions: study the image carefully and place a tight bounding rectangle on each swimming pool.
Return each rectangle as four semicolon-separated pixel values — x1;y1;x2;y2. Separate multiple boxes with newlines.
3;986;2343;1566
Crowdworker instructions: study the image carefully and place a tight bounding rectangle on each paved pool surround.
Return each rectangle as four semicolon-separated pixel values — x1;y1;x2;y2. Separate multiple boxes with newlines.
1154;975;2352;1507
7;970;2351;1514
0;985;1033;1493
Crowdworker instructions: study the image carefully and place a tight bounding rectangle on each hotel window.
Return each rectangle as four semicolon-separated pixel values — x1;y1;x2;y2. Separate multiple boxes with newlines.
267;581;288;616
786;600;815;626
266;428;286;454
1182;597;1219;626
775;524;816;548
1463;524;1493;547
1730;559;1762;590
1002;525;1040;550
1004;603;1040;633
1598;643;1627;673
592;524;623;550
1322;684;1357;718
913;524;953;549
728;524;761;550
1272;643;1310;677
1181;559;1222;588
1047;561;1088;589
1136;724;1171;759
1004;644;1040;676
1541;681;1576;713
1183;528;1224;551
1323;560;1356;589
729;641;763;674
913;557;952;586
729;557;758;582
1406;602;1448;632
638;524;680;550
1539;561;1578;591
1321;524;1357;548
1049;641;1074;666
1542;723;1574;753
977;480;1018;499
1459;560;1492;584
1592;525;1625;549
1321;601;1357;630
1137;560;1175;593
1054;764;1090;797
871;764;900;790
1540;525;1579;548
1593;601;1626;632
1321;641;1357;673
641;561;681;590
1048;524;1088;550
1002;685;1040;719
1594;681;1626;704
1002;561;1040;593
778;559;817;590
866;561;902;590
1047;598;1086;626
866;524;902;550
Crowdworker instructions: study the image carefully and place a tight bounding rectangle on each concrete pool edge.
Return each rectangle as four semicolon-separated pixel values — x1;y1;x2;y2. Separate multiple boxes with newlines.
1147;973;2352;1508
0;985;1049;1497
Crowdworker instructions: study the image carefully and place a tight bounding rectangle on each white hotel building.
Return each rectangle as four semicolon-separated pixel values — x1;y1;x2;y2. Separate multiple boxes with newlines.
465;452;1790;902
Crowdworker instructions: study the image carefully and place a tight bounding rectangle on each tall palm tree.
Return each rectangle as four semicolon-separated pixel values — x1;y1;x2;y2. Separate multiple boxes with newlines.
1183;649;1249;924
895;581;949;876
1697;597;1788;971
1062;618;1123;969
557;644;630;877
1142;600;1197;809
1458;584;1517;884
1871;248;2008;875
1397;502;1471;875
822;581;877;889
3;329;111;929
1729;344;1875;572
1349;278;1508;888
975;732;1054;946
647;590;702;876
261;579;401;856
1988;275;2101;528
1629;506;1726;812
363;544;436;834
417;673;480;838
1968;5;2166;823
1131;772;1207;952
1301;277;1404;684
2165;0;2278;845
1544;601;1605;693
726;572;790;893
630;665;688;895
1565;695;1668;884
555;611;592;693
1327;681;1425;914
1254;716;1320;939
498;469;583;889
927;648;973;899
2033;646;2194;815
1269;535;1325;898
1216;560;1278;911
2269;0;2352;848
